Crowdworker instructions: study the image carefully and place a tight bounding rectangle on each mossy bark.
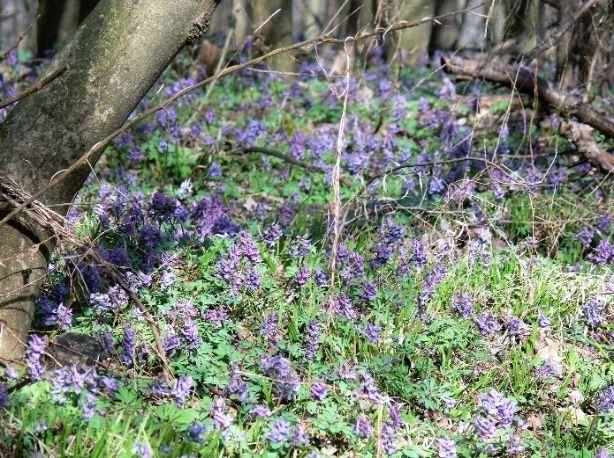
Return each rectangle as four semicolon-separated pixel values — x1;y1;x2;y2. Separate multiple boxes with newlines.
0;0;219;363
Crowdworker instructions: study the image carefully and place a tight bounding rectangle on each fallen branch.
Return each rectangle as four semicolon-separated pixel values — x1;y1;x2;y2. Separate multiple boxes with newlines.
239;145;324;173
560;121;614;173
442;56;614;139
442;56;614;172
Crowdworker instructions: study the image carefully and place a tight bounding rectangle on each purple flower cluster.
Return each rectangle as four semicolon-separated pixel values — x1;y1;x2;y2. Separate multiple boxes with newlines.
437;437;457;458
265;418;309;446
589;240;613;266
354;413;374;438
27;335;47;381
90;285;128;314
211;397;234;430
474;389;517;438
261;355;300;402
419;264;447;315
0;382;8;408
304;320;322;358
121;326;136;365
596;385;614;413
582;300;605;327
218;231;263;294
473;313;502;336
451;292;474;318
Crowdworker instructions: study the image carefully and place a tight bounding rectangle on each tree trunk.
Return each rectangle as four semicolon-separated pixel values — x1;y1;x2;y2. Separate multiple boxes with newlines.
0;0;219;362
396;0;435;65
0;215;49;366
0;0;36;52
429;0;462;52
37;0;101;57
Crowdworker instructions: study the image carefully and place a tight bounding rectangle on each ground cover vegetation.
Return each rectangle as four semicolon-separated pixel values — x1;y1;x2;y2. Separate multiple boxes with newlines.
0;40;612;457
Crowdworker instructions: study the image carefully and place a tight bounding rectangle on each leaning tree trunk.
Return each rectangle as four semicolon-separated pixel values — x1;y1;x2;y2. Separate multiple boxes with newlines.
0;0;220;364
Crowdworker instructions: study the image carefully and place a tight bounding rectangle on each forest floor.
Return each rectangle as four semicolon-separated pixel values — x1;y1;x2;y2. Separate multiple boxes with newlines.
0;50;612;457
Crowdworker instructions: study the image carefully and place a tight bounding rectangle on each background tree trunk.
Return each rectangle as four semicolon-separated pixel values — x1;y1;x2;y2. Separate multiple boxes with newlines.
37;0;99;58
0;0;219;362
0;0;36;53
429;0;462;52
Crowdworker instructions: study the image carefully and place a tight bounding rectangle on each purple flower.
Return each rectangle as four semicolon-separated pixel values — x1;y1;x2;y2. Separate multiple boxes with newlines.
361;281;377;302
332;293;357;321
27;335;47;381
536;363;562;379
292;424;309;446
0;382;8;408
261;355;300;402
356;373;385;404
263;223;283;246
149;191;177;221
224;366;249;402
506;315;530;339
181;318;202;350
211;397;233;430
410;239;428;268
311;381;328;401
596;385;614;413
149;378;171;397
260;315;280;344
304;320;322;358
354;414;374;438
419;264;447;314
451;292;473;318
383;218;404;244
90;285;128;313
81;392;98;420
381;423;398;454
208;162;222;178
595;447;611;458
172;375;193;407
236;231;261;263
313;268;328;287
187;422;207;444
589;240;614;266
163;329;181;354
474;415;497;438
250;404;272;418
388;403;403;429
437;437;457;458
266;418;292;443
371;242;393;268
358;322;381;343
54;303;73;331
132;441;152;458
574;226;594;249
295;263;310;288
537;310;551;329
473;313;501;336
582;300;605;327
478;388;517;426
597;212;611;231
121;327;136;366
99;376;120;393
289;236;312;257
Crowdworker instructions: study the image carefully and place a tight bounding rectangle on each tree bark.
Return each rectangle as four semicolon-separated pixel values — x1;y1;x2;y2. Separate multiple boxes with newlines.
0;0;219;362
429;0;462;52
